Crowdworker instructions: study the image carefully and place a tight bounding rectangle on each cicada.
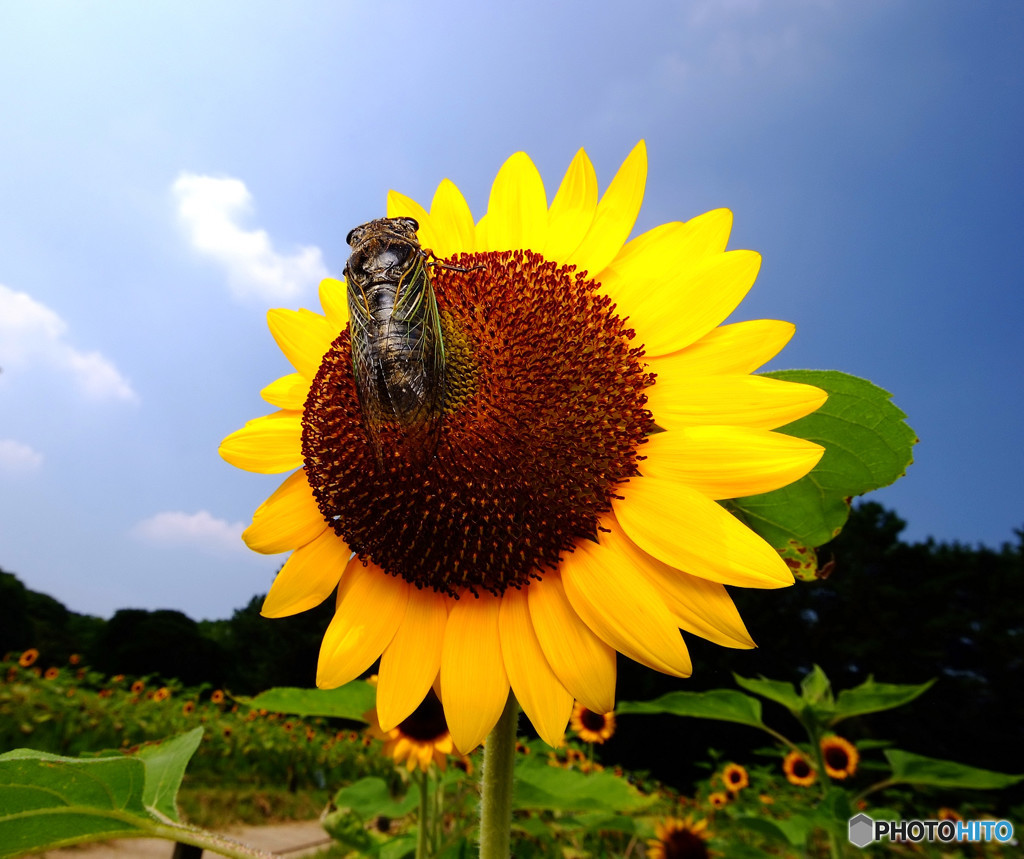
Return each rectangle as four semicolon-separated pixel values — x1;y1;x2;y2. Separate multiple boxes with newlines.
344;217;445;468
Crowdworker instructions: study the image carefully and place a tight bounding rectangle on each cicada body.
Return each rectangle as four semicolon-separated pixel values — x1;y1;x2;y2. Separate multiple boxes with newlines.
344;217;445;468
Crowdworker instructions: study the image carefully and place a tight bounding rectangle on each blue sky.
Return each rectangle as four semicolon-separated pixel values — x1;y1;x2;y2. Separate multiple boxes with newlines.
1;1;1021;620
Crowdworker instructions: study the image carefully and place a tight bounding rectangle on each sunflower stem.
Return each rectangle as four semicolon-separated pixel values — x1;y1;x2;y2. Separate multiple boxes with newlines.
478;693;518;859
416;769;430;859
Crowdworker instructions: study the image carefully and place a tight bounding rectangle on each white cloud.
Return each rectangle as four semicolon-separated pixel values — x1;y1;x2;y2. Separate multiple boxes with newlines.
173;172;329;302
0;284;137;402
0;439;44;472
132;510;247;555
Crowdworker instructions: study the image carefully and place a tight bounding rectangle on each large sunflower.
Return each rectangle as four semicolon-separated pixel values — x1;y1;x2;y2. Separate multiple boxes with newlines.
220;142;826;754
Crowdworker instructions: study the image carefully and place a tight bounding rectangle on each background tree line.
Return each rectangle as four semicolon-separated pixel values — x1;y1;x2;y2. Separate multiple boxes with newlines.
3;501;1021;796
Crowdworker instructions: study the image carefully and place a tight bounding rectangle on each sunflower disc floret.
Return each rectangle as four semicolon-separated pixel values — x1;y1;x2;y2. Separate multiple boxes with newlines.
302;249;654;596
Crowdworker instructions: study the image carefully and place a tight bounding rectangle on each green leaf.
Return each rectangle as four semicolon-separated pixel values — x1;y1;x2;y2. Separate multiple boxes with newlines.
617;690;765;728
730;370;917;549
332;777;420;820
237;681;376;721
379;834;417;859
735;815;811;849
732;674;803;714
883;750;1024;790
831;677;935;725
800;665;833;706
513;764;652;813
0;751;150;857
135;728;204;822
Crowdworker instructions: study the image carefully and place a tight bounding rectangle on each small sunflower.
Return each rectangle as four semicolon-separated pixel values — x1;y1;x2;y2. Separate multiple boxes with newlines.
153;687;171;702
130;680;145;695
68;654;82;666
369;688;458;772
43;667;59;680
210;689;226;704
721;763;748;792
182;700;196;716
820;735;859;780
647;817;711;859
570;702;616;744
18;649;39;668
220;142;826;752
782;751;816;787
707;791;729;809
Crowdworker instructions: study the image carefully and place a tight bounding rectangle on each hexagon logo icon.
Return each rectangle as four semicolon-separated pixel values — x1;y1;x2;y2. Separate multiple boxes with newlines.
848;813;875;848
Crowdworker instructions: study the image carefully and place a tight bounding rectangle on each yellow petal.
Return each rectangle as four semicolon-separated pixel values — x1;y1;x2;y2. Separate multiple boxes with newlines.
474;212;491;251
317;560;410;688
431;178;477;257
599;517;754;649
377;588;448;731
219;411;303;474
647;320;795;377
527;571;616;714
569;140;647;278
267;308;337;381
440;592;509;753
543;148;598;265
646;375;828;431
261;528;349;618
243;468;327;554
561;541;692;677
260;373;309;410
319;278;349;331
484;152;548;252
604;249;761;357
498;589;574;747
640;427;824;500
613;479;793;588
601;208;733;303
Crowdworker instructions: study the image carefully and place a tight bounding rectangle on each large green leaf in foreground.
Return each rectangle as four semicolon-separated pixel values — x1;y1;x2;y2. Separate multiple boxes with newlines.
0;728;203;858
730;370;917;552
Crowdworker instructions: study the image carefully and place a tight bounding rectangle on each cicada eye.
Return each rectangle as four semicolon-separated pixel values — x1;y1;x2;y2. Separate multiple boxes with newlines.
346;226;360;246
395;217;419;233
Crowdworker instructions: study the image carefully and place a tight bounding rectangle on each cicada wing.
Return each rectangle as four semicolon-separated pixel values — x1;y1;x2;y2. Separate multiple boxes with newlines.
346;255;446;468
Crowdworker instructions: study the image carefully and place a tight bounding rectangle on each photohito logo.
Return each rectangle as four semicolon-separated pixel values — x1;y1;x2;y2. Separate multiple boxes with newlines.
848;812;1016;847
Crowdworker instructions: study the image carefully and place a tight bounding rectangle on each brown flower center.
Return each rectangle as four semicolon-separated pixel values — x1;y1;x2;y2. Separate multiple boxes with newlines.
580;708;607;732
302;249;654;596
663;828;709;859
398;690;449;743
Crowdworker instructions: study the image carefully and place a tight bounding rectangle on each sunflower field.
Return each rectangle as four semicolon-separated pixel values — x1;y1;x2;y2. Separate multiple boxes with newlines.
2;649;1020;858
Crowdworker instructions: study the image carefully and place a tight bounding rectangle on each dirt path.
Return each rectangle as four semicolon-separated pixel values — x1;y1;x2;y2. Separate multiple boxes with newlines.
28;820;333;858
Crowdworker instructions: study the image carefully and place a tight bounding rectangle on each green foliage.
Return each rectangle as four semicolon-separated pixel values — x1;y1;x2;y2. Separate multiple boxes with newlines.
884;749;1024;790
622;666;1022;857
617;689;765;728
0;731;200;858
0;657;390;791
136;728;204;821
730;370;916;551
513;756;653;813
238;682;376;721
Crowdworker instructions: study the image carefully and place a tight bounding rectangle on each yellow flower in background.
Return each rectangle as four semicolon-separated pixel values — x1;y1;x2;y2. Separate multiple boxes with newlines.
18;649;39;668
782;750;817;787
707;790;729;809
368;689;461;773
570;703;616;744
721;762;748;792
821;735;859;780
220;142;826;753
646;816;711;859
